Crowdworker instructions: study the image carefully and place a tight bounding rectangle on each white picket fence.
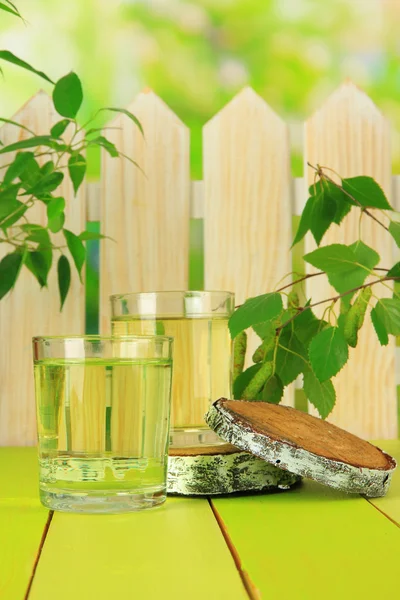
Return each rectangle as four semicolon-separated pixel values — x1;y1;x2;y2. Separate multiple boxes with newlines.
0;82;398;446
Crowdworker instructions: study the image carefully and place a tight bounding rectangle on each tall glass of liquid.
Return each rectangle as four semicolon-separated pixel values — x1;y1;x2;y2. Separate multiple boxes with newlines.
33;335;173;513
110;291;234;447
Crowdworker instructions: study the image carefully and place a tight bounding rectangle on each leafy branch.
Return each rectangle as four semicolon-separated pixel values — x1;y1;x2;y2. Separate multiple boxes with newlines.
230;165;400;419
0;2;142;308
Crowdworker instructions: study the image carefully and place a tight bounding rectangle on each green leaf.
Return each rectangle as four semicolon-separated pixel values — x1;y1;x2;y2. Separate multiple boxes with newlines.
68;153;86;195
275;329;307;385
50;119;71;138
48;212;65;234
229;293;283;339
40;161;55;176
57;255;71;310
372;298;400;335
21;224;51;247
233;364;261;399
3;152;34;185
0;1;22;18
0;50;54;84
342;176;392;210
0;200;27;229
350;240;380;269
88;135;119;157
292;303;325;348
304;243;372;294
389;221;400;248
53;72;83;118
22;172;64;196
25;250;49;287
292;194;313;246
78;230;107;241
47;197;65;221
322;180;352;225
303;369;336;419
63;229;86;281
261;374;284;404
0;251;24;299
308;326;349;382
370;306;389;346
387;262;400;279
0;118;35;135
99;107;144;136
47;197;65;233
0;135;60;155
292;190;336;247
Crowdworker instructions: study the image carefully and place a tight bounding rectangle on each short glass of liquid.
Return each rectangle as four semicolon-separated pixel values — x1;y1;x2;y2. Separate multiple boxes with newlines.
33;335;173;513
110;291;234;448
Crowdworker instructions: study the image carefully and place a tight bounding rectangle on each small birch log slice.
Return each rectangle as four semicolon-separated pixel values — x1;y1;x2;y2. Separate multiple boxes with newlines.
167;443;300;496
205;399;397;498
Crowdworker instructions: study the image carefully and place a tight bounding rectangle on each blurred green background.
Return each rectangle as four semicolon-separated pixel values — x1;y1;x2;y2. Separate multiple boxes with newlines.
1;0;400;178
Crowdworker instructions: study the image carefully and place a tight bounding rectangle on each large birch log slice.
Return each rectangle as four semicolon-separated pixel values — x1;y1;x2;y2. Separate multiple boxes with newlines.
205;399;397;498
167;443;300;496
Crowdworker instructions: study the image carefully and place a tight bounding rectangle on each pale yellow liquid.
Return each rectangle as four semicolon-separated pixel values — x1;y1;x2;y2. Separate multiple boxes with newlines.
112;317;232;431
34;358;172;511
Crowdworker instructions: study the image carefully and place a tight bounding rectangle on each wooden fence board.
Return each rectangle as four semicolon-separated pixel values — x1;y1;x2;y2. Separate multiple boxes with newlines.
203;87;293;403
100;90;190;332
305;82;397;439
0;91;85;446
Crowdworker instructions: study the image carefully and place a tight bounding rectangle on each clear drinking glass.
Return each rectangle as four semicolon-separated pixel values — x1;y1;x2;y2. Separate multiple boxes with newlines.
33;335;173;513
110;291;234;447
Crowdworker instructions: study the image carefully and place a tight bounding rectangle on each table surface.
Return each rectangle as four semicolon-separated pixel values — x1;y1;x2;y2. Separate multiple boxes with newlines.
1;441;399;600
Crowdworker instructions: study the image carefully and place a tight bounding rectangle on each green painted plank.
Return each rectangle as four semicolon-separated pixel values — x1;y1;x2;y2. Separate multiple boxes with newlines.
0;447;39;500
212;479;400;600
30;498;247;600
368;440;400;526
0;449;49;600
0;505;49;600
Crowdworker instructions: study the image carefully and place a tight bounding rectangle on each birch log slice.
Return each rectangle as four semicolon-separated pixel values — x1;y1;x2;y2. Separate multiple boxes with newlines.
167;443;300;496
205;399;397;498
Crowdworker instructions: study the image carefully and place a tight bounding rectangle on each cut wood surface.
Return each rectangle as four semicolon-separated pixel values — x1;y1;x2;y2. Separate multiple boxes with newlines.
203;87;294;406
168;443;300;496
205;399;396;497
305;82;397;440
0;92;85;446
100;90;190;333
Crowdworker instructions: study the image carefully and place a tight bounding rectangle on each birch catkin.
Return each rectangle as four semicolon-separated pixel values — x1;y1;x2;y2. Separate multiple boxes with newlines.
242;361;273;400
344;287;372;348
252;334;276;363
233;331;247;381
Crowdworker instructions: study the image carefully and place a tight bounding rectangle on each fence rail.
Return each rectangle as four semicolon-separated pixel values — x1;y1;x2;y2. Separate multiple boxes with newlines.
0;81;399;445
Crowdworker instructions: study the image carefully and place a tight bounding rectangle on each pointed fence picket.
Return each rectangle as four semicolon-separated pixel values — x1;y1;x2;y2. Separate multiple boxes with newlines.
99;90;190;333
305;82;397;439
0;83;398;445
0;91;85;445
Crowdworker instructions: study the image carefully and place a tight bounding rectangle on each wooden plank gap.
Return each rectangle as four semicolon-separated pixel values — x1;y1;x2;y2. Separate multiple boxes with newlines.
209;499;260;600
191;181;204;219
24;511;53;600
365;497;400;529
86;181;101;222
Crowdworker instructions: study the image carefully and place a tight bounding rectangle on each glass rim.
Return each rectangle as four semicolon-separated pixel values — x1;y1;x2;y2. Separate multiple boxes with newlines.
109;289;235;301
32;334;173;343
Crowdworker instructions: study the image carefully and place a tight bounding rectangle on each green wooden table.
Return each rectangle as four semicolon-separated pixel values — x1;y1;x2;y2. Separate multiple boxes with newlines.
1;442;399;600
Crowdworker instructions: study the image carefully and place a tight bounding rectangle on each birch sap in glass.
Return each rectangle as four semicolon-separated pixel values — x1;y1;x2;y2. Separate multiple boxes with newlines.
111;291;234;447
33;336;173;513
